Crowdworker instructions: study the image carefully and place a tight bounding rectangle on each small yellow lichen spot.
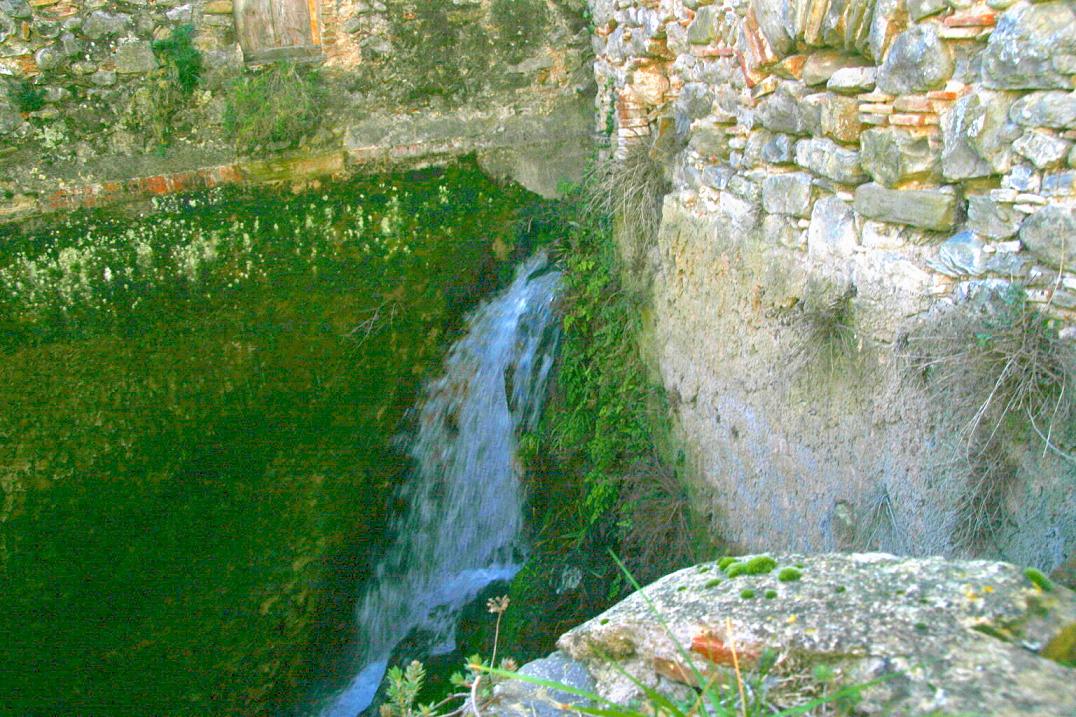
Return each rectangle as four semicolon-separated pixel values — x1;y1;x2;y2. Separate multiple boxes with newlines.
965;590;978;600
983;585;994;593
786;614;798;624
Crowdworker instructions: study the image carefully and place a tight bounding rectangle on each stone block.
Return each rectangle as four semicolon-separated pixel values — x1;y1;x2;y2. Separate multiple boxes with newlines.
807;195;859;261
762;172;814;217
877;25;953;95
981;2;1076;90
816;93;863;144
687;5;721;45
1009;91;1076;129
794;137;865;184
966;195;1024;239
941;89;1019;180
827;67;877;94
1013;130;1070;170
114;39;158;74
854;182;959;231
81;11;130;40
1020;204;1076;269
928;231;988;277
801;52;870;87
861;127;938;187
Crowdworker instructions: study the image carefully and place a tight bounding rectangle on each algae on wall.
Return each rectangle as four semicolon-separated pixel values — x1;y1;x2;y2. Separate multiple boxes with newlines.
0;160;553;715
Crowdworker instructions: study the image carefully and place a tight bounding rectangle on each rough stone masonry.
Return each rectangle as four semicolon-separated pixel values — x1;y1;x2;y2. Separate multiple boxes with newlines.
589;0;1074;567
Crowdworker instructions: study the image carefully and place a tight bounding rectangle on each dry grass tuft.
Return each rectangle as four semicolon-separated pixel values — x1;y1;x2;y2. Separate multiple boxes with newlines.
617;451;703;585
903;286;1075;550
582;140;671;271
790;281;860;380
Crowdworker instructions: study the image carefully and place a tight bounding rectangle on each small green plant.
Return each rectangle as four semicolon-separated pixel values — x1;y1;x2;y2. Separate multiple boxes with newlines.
1024;567;1053;592
8;78;45;113
725;562;746;578
744;555;777;575
764;589;778;599
717;556;738;571
152;24;203;94
777;568;802;583
224;62;325;154
739;588;756;599
378;595;517;717
704;578;722;589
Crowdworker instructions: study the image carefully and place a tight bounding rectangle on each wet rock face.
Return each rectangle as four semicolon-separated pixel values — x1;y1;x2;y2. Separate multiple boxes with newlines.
550;554;1076;716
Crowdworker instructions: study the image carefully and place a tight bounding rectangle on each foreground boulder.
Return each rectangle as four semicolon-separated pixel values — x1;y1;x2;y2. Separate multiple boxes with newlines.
492;554;1076;716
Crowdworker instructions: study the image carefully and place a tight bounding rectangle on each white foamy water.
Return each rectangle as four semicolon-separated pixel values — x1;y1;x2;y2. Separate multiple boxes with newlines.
317;253;561;717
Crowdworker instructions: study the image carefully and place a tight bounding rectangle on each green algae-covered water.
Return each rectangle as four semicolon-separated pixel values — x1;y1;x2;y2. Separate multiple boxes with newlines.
0;160;551;715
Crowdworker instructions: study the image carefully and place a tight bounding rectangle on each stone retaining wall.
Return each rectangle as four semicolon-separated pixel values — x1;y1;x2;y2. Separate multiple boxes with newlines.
589;0;1074;567
0;0;594;219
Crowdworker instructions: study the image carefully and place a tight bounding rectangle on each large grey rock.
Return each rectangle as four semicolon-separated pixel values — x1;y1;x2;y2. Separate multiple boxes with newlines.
558;554;1076;717
813;92;862;144
686;5;721;45
674;83;713;135
1013;130;1071;170
759;83;814;136
1020;204;1076;269
966;195;1025;239
876;24;953;95
761;133;795;164
81;11;130;40
826;66;877;94
981;2;1076;90
807;195;858;260
1010;91;1076;129
801;52;869;86
762;172;814;217
114;40;158;74
794;137;865;184
854;183;959;230
1043;171;1075;197
927;231;988;277
861;127;938;187
486;651;594;717
866;0;906;61
751;0;794;57
941;89;1020;180
908;0;948;20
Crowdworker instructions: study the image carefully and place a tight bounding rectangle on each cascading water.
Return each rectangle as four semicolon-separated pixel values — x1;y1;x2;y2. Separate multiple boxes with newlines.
317;252;562;717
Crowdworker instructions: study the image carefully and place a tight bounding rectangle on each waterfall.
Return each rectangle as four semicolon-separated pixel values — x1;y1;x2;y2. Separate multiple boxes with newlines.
317;252;562;717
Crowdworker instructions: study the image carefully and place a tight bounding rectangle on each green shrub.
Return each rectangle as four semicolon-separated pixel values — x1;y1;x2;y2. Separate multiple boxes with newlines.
740;588;756;599
1024;567;1053;592
778;567;802;582
764;589;778;599
744;555;777;575
224;63;325;154
152;24;203;94
8;78;45;113
725;562;746;578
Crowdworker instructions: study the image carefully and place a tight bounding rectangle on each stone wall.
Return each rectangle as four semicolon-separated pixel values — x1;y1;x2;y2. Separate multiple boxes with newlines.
0;0;595;219
588;0;1074;567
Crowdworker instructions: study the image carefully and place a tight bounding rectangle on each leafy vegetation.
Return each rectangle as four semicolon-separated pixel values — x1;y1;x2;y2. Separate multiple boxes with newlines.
152;24;203;94
224;62;325;154
498;154;714;662
8;78;46;113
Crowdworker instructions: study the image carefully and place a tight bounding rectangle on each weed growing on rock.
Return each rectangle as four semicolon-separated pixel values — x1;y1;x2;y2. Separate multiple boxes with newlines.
152;24;203;94
904;285;1074;551
791;280;859;379
777;568;802;583
740;588;756;599
224;62;325;154
1024;567;1054;592
8;78;45;113
744;556;778;575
